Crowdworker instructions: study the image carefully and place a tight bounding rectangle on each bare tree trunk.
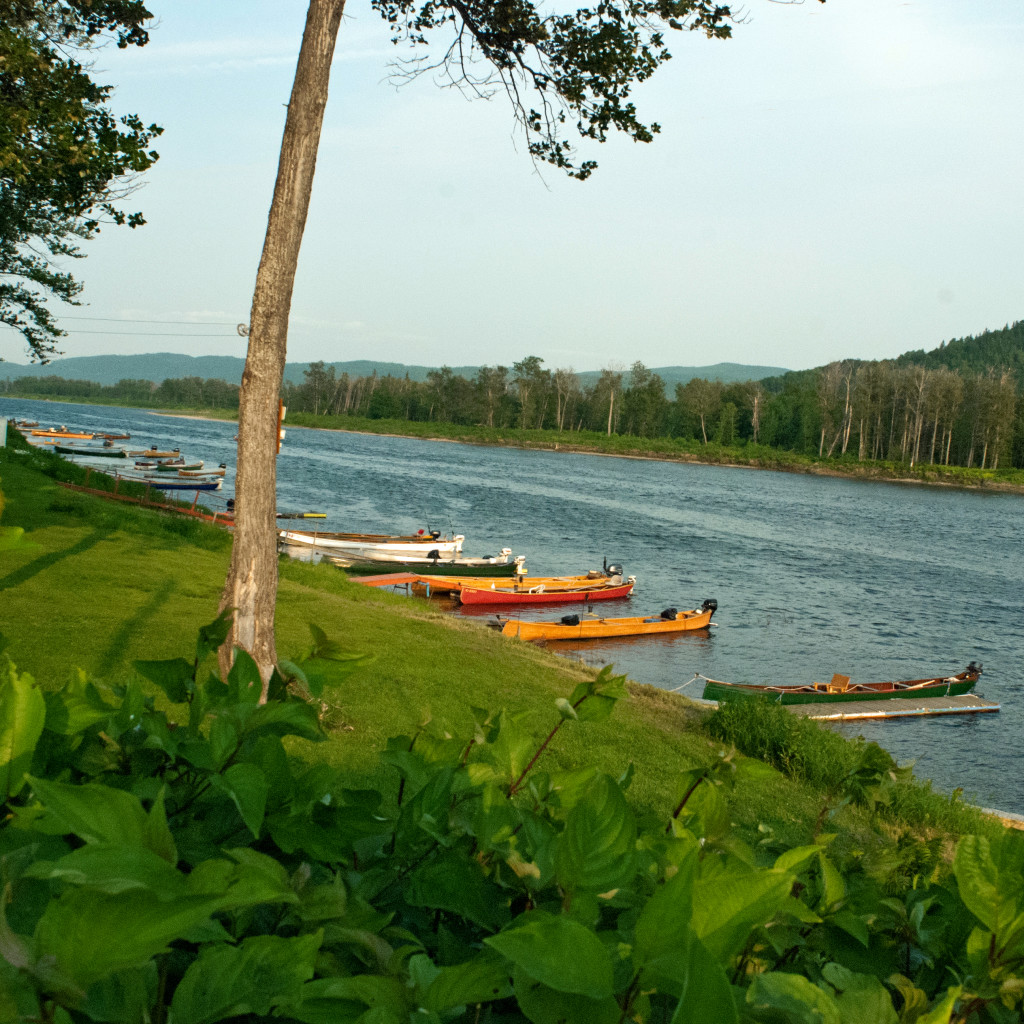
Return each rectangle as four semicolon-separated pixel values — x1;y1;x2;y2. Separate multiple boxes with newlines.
607;391;614;436
219;0;346;692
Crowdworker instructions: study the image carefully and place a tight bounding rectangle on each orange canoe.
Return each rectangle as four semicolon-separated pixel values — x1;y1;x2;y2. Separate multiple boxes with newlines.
499;600;717;640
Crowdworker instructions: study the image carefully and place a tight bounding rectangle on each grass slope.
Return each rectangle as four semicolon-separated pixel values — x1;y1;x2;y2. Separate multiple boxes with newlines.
0;432;999;856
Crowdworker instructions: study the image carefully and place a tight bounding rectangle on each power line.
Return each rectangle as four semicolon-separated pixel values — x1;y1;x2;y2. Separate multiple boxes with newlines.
60;315;238;326
62;330;240;337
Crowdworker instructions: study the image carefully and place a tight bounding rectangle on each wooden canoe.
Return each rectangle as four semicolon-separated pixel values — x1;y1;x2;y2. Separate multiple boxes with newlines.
127;448;181;459
500;600;717;640
31;428;93;439
413;571;622;596
458;579;635;606
153;460;205;472
700;663;982;705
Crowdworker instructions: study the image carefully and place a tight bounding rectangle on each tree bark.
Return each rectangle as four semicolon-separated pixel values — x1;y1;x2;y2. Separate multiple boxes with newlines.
219;0;346;692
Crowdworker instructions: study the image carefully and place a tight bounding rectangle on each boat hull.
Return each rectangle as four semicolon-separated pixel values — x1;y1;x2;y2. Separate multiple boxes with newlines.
501;603;713;640
459;581;635;606
54;444;127;458
334;557;521;577
279;529;464;558
701;668;981;705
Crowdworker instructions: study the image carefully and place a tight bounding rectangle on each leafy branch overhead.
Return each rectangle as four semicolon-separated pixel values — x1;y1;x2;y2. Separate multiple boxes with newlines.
376;0;749;179
0;1;162;361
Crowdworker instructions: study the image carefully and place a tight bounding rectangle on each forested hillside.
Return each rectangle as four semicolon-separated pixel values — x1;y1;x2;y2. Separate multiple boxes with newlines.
3;320;1023;471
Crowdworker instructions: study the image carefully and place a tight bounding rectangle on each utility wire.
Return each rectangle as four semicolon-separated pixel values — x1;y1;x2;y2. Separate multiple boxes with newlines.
60;315;238;326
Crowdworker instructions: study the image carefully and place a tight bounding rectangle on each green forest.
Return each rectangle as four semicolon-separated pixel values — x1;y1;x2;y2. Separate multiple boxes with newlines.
4;320;1023;472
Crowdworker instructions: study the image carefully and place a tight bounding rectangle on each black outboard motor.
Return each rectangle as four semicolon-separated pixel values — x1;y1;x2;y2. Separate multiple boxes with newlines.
702;599;718;614
426;549;441;562
560;614;581;626
660;608;678;620
429;529;442;540
604;564;623;579
966;660;983;677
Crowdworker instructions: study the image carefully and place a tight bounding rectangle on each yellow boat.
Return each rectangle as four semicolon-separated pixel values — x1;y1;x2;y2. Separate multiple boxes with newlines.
498;600;717;641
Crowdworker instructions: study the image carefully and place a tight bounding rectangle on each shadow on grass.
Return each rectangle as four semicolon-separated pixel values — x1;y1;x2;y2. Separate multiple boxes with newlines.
95;577;177;678
0;526;113;593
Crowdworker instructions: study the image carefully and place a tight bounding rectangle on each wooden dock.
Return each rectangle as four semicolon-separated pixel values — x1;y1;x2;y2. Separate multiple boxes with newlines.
787;693;1000;721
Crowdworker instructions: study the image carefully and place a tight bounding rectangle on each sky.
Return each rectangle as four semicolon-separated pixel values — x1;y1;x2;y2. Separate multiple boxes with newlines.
4;0;1023;373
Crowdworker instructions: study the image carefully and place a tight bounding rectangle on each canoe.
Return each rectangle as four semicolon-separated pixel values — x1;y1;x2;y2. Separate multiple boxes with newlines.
413;569;623;596
178;464;227;477
122;475;223;492
333;551;525;577
278;529;464;558
458;579;636;606
54;444;127;458
127;448;181;458
31;428;93;439
700;663;983;705
153;460;205;472
499;600;717;640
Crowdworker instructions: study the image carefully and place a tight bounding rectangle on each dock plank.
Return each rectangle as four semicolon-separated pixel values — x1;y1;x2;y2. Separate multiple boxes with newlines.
787;694;1000;721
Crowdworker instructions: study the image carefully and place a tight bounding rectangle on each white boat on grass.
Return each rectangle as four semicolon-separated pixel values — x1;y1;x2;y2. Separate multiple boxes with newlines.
278;528;464;558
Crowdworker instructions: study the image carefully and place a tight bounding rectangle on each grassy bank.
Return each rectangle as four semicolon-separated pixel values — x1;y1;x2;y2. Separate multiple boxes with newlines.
0;429;1001;853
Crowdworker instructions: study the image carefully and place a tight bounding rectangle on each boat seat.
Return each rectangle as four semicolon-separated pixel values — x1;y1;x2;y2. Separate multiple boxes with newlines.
827;673;851;694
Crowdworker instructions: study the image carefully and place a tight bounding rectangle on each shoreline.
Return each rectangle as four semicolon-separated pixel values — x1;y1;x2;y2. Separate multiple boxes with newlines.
11;397;1024;496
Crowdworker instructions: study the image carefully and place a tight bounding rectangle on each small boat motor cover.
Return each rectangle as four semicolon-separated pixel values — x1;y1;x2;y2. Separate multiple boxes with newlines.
660;608;678;620
427;549;441;560
605;564;623;578
701;599;718;613
560;614;581;626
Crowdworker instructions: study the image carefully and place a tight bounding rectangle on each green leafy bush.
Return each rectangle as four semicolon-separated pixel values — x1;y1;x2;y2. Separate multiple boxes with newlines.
1;617;1022;1022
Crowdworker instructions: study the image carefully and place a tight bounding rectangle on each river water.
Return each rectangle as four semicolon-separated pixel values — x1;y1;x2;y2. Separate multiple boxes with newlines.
3;397;1021;813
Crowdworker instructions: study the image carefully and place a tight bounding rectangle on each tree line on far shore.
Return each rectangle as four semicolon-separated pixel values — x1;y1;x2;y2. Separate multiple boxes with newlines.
4;343;1023;471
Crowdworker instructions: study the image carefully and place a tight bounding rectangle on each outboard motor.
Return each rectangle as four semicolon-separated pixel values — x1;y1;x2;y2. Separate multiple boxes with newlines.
429;529;442;540
560;614;581;626
426;549;441;561
966;660;983;677
660;608;678;621
701;599;718;614
604;564;623;579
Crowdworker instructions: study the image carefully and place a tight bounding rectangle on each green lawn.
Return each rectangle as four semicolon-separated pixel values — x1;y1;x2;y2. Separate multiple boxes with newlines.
0;434;998;856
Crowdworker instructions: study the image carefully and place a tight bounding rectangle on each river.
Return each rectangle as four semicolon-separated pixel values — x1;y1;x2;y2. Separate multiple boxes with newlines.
3;397;1021;813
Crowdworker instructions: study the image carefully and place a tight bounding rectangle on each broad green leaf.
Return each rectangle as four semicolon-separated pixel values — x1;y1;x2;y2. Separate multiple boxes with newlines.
831;909;870;948
26;777;147;846
81;966;156;1024
634;845;699;968
211;763;268;838
132;657;193;703
822;963;898;1024
746;973;841;1024
669;935;737;1024
291;975;407;1023
406;851;510;930
219;847;298;909
34;889;224;988
485;911;613;997
512;964;620;1024
196;609;233;666
24;843;187;899
954;835;1000;932
916;985;962;1024
208;715;240;769
170;931;321;1024
228;649;263;706
554;774;636;895
413;951;513;1012
241;699;325;741
0;662;45;800
43;674;114;735
144;788;177;864
818;850;846;911
693;867;793;961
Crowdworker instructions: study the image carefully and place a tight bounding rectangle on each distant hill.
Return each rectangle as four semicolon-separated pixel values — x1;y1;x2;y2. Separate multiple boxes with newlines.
0;353;788;390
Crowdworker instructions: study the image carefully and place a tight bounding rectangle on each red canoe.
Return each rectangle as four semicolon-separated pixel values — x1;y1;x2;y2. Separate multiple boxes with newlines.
457;580;635;606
